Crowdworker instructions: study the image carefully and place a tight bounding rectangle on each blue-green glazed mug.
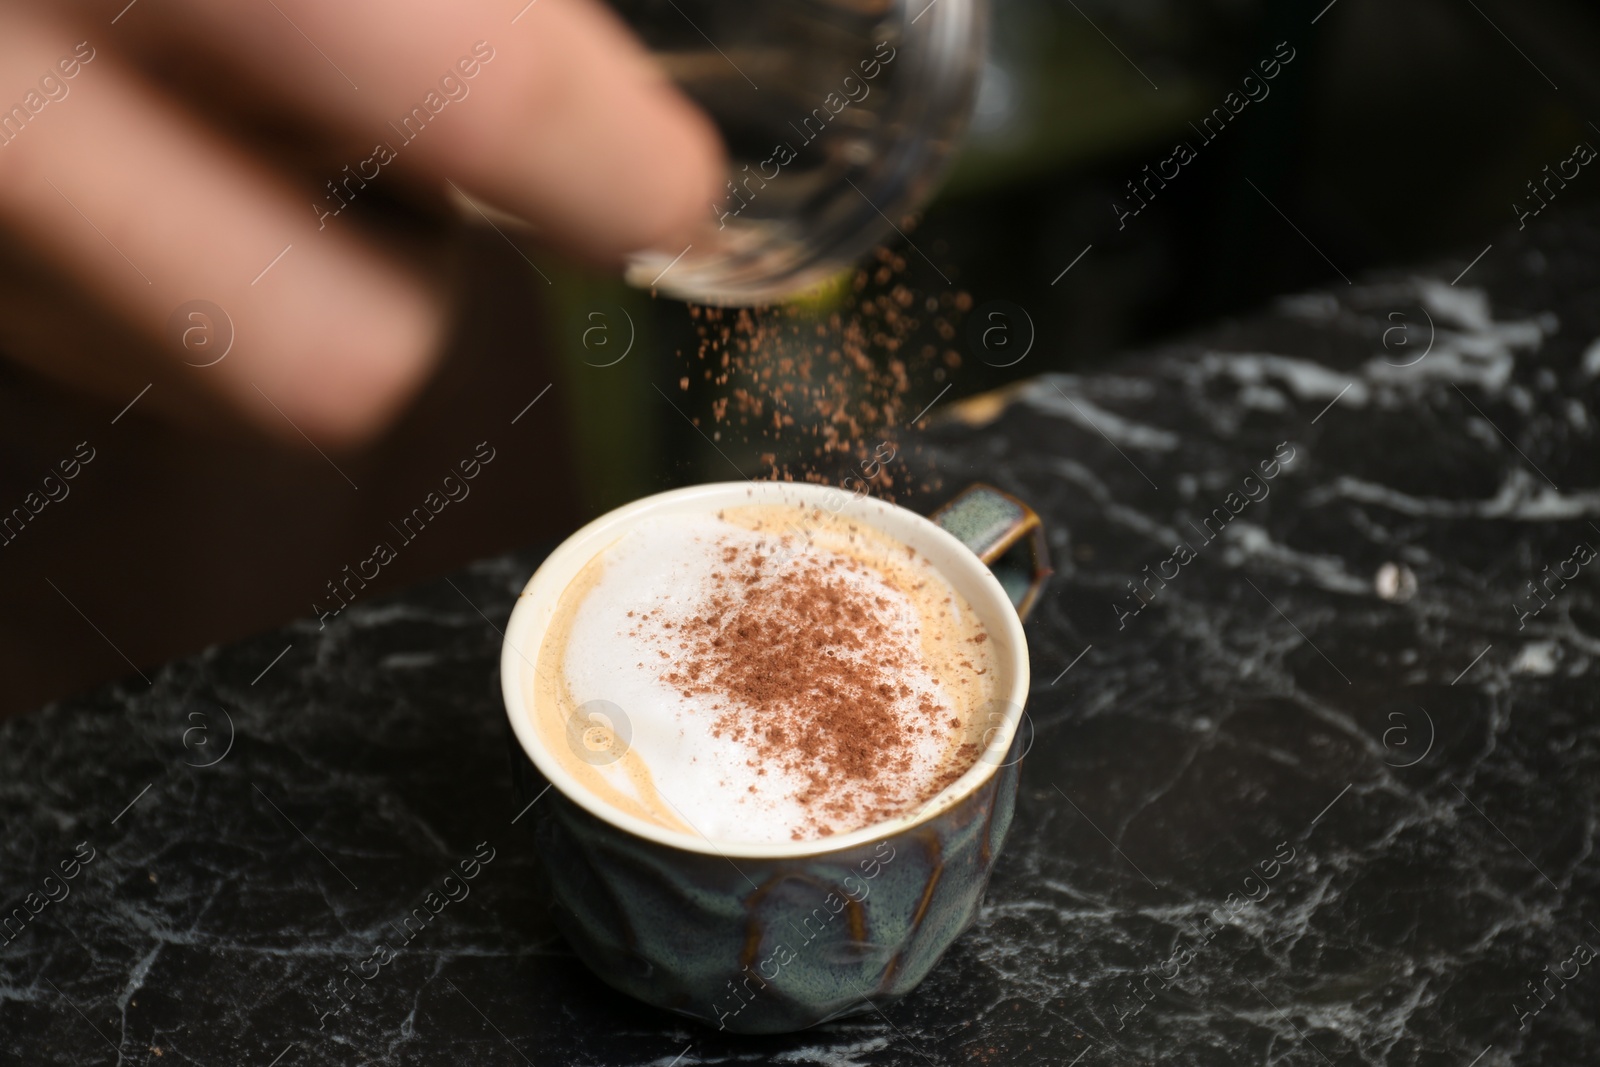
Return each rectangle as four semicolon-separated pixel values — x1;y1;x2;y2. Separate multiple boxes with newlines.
501;481;1047;1033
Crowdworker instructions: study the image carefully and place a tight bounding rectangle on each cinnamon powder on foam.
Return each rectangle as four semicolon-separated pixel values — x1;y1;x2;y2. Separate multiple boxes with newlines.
630;535;983;840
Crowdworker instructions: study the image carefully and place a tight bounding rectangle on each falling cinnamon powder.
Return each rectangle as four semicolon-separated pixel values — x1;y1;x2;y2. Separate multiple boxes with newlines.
678;248;972;496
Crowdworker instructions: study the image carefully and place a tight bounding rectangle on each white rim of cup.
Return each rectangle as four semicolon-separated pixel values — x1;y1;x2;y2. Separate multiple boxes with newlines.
500;480;1032;860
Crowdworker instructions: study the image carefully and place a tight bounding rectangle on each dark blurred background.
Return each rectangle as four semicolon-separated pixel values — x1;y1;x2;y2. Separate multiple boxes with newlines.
3;0;1599;715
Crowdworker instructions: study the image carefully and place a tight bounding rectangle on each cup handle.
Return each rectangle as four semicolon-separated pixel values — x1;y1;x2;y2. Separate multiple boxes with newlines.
929;483;1051;621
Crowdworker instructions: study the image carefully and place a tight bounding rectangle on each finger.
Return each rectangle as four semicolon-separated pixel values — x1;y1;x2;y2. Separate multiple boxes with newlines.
100;0;726;261
0;9;447;447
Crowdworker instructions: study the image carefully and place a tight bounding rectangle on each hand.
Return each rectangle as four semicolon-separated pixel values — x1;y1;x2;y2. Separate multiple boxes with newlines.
0;0;723;445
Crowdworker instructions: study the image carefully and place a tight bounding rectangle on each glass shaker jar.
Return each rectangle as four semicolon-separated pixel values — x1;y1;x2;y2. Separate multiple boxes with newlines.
609;0;989;306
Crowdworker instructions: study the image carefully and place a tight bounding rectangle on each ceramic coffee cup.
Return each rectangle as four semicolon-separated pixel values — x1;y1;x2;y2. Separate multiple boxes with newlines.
502;481;1047;1033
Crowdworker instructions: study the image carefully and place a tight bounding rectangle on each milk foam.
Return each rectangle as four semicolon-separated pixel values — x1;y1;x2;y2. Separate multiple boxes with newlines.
531;505;995;844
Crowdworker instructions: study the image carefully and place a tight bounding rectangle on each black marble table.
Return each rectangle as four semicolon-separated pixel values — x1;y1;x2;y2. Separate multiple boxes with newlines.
4;211;1599;1067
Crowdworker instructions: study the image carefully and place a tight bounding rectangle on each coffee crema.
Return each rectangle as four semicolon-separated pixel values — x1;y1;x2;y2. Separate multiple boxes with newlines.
524;503;997;843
